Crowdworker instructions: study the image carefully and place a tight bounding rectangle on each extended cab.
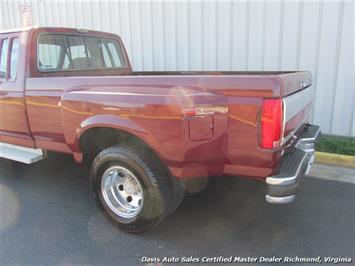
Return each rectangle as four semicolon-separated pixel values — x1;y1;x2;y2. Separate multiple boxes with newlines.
0;27;320;232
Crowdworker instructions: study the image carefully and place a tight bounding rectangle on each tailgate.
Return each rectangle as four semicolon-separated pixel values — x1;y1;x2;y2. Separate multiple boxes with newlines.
282;86;313;142
277;71;312;97
276;71;313;144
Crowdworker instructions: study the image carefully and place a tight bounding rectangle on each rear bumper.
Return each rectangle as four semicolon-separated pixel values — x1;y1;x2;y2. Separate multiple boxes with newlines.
266;124;321;204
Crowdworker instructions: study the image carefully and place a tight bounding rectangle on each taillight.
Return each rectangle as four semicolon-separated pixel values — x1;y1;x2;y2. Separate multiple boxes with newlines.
260;98;283;149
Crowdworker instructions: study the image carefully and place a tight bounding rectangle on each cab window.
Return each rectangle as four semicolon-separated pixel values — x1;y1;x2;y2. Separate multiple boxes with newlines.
38;34;67;71
0;39;9;79
100;38;125;68
38;33;126;72
10;38;19;79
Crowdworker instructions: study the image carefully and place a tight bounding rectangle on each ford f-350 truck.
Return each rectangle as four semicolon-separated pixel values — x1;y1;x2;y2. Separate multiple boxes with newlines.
0;27;320;232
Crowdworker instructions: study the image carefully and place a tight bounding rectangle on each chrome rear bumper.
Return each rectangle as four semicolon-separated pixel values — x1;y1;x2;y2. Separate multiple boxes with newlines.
266;124;321;204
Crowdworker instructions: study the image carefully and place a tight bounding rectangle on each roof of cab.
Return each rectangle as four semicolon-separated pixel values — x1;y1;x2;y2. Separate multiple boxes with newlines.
0;26;37;34
0;27;119;38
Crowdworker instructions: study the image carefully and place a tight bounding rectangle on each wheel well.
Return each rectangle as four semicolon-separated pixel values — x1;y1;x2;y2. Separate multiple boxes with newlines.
79;127;162;167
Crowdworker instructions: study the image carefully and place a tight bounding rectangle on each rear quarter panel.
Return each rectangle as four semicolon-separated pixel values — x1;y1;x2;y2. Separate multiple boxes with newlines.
224;96;281;178
26;76;229;178
62;79;229;178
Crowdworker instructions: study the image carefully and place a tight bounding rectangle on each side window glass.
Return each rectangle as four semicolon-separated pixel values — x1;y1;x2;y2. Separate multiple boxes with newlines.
84;37;103;68
101;41;113;68
100;39;125;68
38;34;126;72
63;51;71;70
68;36;88;69
0;39;9;79
10;38;19;79
38;34;67;71
68;36;104;69
107;42;123;67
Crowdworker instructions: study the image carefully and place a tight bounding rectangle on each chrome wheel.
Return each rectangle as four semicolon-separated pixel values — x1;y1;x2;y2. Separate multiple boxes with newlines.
101;165;144;219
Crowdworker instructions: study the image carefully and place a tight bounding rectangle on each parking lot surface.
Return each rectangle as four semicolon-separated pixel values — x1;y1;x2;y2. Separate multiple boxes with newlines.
0;153;354;265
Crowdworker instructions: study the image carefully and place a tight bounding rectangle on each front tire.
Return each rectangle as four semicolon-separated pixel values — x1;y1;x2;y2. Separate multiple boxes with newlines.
90;146;180;233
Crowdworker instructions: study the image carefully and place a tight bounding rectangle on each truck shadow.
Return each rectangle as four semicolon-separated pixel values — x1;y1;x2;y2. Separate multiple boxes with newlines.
1;152;354;262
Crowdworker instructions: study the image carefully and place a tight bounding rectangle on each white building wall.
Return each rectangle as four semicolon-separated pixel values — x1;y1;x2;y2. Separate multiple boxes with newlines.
0;0;354;136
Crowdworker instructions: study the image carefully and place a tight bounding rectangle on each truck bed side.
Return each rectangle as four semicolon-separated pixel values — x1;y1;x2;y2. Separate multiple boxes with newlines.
25;70;311;179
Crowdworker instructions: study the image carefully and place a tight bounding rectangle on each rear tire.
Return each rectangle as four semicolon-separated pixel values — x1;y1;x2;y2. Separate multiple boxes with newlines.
167;176;185;215
90;145;183;233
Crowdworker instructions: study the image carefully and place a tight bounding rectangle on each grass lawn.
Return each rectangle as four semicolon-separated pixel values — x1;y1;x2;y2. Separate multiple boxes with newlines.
317;135;355;156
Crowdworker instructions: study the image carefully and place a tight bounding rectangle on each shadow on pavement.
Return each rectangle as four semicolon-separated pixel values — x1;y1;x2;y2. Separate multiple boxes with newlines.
0;152;354;265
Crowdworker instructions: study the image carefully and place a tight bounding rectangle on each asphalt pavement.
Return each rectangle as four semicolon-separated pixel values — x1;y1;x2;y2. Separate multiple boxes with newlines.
0;152;354;265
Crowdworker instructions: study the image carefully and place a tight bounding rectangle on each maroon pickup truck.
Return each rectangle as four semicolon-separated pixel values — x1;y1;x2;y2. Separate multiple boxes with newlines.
0;27;320;232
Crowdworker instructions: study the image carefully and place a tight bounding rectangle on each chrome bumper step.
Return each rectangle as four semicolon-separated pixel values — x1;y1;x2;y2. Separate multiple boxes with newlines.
266;124;321;204
0;142;45;164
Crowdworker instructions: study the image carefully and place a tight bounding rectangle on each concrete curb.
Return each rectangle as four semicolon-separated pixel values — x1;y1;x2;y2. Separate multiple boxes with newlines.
315;151;355;169
309;164;355;184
